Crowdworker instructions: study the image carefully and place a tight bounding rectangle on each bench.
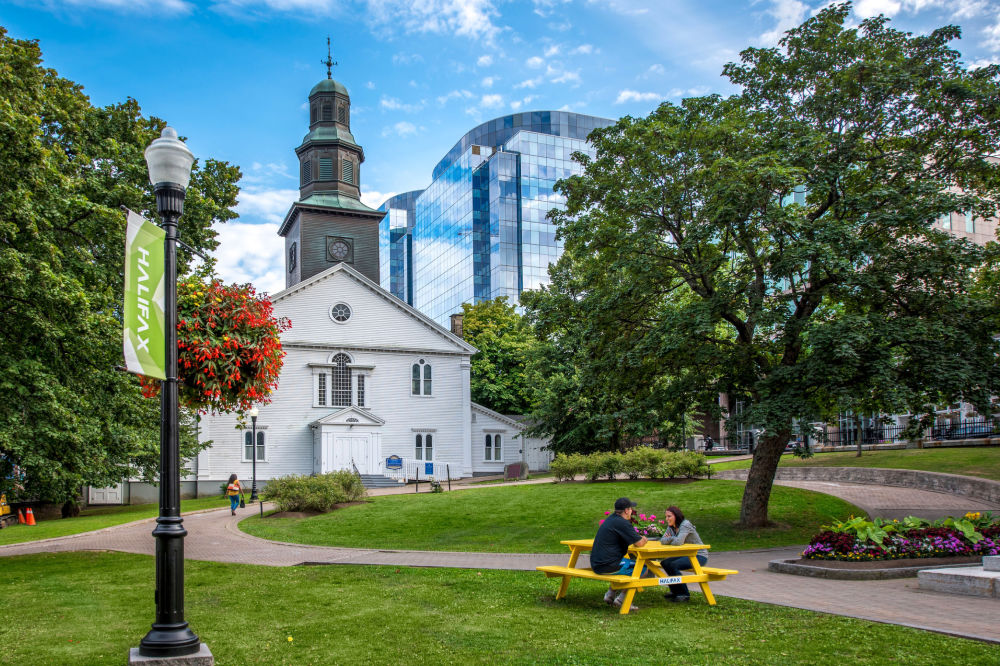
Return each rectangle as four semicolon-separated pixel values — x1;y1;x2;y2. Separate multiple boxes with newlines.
536;539;738;614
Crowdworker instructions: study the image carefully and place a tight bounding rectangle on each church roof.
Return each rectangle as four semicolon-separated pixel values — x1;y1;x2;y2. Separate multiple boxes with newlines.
310;78;349;97
298;125;360;150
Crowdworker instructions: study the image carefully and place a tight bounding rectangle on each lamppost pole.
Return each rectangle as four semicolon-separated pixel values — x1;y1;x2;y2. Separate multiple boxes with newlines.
249;407;259;503
137;127;201;659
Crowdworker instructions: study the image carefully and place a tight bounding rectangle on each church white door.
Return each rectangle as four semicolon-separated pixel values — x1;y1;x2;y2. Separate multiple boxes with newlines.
325;433;378;474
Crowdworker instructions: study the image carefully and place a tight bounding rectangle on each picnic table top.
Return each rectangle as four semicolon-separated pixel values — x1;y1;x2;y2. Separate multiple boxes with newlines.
559;538;711;555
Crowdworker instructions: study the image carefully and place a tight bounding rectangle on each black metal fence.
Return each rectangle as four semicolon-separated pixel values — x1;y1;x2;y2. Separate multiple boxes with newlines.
709;418;998;451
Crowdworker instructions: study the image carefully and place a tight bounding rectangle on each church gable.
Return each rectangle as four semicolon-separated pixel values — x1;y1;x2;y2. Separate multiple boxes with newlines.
272;264;475;355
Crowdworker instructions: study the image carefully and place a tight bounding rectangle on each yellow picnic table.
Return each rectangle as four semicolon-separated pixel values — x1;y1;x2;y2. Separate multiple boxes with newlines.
536;538;738;615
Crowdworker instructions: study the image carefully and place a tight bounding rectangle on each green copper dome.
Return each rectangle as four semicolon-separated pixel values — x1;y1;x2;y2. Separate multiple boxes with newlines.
299;125;360;149
310;78;349;97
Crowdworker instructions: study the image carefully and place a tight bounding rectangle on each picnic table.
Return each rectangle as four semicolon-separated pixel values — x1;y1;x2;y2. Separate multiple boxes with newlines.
536;538;738;615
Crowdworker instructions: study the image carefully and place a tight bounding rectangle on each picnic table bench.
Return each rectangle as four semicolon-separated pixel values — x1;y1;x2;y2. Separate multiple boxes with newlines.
537;538;738;615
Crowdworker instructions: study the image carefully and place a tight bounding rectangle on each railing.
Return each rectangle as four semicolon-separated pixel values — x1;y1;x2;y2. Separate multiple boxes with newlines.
711;418;997;451
378;458;450;483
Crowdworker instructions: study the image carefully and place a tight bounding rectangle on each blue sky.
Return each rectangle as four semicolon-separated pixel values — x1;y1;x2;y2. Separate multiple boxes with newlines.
4;0;998;295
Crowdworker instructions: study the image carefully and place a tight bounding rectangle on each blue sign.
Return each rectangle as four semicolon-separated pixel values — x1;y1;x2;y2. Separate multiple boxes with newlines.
424;462;434;475
386;455;403;470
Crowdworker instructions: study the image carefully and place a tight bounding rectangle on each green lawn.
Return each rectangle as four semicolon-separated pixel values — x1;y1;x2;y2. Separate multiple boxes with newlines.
711;446;1000;480
0;496;230;546
241;480;859;553
0;551;994;665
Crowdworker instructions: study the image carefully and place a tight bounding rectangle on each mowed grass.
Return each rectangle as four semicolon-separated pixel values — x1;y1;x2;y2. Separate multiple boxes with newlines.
240;480;859;552
0;496;230;546
710;446;1000;480
1;551;995;665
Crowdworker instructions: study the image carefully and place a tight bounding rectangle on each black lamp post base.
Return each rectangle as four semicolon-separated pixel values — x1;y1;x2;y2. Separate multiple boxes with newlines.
130;643;213;665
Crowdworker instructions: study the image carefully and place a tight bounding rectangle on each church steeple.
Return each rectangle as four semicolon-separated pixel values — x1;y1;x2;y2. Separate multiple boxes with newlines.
295;40;363;202
279;44;386;290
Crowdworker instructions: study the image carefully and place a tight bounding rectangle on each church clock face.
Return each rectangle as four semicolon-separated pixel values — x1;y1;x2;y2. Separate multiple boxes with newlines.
326;236;353;263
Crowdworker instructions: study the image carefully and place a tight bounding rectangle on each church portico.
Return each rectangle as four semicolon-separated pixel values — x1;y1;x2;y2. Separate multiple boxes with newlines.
311;407;384;475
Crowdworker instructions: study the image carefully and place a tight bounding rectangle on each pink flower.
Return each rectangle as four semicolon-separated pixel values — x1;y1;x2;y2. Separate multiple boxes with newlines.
604;511;610;515
658;520;665;524
599;519;605;524
640;514;647;520
650;515;656;520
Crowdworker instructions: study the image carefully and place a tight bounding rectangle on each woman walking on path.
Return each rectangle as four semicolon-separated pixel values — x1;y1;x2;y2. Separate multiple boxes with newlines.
659;505;708;602
226;474;243;515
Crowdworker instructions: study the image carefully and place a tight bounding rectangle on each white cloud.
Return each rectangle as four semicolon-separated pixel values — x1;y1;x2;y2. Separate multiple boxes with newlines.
547;65;581;84
380;96;425;113
477;54;494;67
235;186;298;225
212;220;285;297
392;52;424;65
852;0;902;17
569;44;594;55
515;77;543;89
510;95;537;111
41;0;193;11
615;89;663;104
437;89;475;105
532;0;570;17
364;0;502;42
646;63;665;76
544;45;560;57
241;161;293;185
587;0;647;16
366;81;376;89
382;121;418;137
361;189;398;209
984;16;1000;52
549;20;572;31
759;0;808;46
481;76;496;88
526;56;545;68
480;93;504;108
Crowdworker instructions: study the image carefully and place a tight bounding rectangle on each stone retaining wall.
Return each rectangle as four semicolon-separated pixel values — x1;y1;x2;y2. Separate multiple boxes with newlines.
713;467;1000;504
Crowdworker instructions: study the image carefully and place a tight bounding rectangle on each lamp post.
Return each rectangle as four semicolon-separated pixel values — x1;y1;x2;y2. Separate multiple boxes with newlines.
249;407;259;503
137;127;201;659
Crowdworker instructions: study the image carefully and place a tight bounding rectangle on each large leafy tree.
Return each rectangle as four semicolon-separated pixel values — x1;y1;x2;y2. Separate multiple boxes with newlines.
461;297;538;414
525;4;1000;527
0;29;241;503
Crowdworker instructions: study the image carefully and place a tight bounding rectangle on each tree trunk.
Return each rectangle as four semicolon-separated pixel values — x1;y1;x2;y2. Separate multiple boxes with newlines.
738;430;791;528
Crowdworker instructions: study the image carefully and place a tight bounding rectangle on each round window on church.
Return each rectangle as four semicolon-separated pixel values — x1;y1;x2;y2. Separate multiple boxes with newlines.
330;303;352;323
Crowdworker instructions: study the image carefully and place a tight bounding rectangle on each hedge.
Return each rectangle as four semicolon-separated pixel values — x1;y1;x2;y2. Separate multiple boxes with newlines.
262;471;367;512
550;449;711;482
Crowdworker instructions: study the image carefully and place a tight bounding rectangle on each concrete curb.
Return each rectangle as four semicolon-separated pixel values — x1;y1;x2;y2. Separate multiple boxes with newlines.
714;467;1000;504
768;557;983;580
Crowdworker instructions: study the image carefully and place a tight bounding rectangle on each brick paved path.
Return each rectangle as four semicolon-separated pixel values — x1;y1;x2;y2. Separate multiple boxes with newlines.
2;476;997;643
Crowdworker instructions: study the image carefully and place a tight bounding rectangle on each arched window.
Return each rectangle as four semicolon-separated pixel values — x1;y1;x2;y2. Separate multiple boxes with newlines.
331;353;351;406
425;433;433;460
494;434;501;461
484;434;492;460
485;434;502;461
412;359;432;395
415;433;422;460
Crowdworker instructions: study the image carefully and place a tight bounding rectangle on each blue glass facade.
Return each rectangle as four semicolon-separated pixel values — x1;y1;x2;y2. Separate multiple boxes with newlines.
378;190;422;305
381;111;613;325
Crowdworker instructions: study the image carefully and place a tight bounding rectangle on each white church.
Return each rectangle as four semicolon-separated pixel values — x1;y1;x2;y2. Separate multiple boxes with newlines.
167;72;552;500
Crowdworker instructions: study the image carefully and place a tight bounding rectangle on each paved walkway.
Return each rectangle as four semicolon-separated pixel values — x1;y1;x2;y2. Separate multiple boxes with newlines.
2;474;998;643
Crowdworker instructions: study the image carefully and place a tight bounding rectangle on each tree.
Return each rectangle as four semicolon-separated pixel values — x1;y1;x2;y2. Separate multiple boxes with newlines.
525;4;1000;527
460;297;537;414
0;29;241;503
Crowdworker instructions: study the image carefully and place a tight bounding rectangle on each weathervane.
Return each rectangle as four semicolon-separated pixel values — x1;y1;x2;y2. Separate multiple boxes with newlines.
322;37;337;79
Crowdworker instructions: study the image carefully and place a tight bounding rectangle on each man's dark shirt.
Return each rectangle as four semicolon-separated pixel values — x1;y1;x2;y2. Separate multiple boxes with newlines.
590;513;642;574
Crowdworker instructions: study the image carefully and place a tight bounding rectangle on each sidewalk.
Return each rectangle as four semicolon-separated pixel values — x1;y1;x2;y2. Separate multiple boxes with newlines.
1;476;997;643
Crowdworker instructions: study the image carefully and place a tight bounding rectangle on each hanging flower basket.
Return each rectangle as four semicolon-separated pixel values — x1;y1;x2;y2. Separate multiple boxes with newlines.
139;277;291;413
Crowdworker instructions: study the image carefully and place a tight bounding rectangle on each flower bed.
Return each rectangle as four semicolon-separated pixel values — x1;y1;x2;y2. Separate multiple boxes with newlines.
803;512;1000;562
598;511;667;538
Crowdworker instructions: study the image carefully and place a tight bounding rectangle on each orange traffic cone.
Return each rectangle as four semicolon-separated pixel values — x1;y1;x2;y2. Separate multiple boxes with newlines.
25;508;36;526
17;509;25;525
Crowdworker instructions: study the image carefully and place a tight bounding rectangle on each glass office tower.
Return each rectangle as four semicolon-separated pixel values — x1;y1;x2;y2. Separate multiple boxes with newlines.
378;190;422;305
381;110;613;326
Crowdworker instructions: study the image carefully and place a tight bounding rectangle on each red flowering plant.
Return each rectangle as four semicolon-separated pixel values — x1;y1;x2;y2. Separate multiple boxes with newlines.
139;276;291;413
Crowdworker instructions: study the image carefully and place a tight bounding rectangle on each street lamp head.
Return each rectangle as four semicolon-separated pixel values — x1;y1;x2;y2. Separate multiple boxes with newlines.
249;407;259;418
144;127;195;189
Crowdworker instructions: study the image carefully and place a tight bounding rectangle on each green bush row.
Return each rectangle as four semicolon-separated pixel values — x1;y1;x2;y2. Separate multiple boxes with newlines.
550;449;712;482
262;471;367;512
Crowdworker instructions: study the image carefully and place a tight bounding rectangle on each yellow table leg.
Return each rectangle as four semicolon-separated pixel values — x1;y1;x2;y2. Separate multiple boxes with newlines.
689;554;716;606
556;546;583;600
618;587;638;615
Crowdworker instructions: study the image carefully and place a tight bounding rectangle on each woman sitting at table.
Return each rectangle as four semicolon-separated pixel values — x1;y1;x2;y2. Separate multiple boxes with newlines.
659;505;708;602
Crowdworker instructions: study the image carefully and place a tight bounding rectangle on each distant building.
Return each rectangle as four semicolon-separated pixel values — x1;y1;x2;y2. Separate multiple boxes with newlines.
379;111;614;326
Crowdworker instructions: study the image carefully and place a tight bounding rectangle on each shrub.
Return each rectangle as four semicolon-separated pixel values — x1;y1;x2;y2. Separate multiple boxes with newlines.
262;471;367;513
551;449;711;482
550;453;587;482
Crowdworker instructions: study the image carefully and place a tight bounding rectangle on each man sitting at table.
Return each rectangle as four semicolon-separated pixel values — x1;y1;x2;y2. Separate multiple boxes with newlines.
591;497;647;609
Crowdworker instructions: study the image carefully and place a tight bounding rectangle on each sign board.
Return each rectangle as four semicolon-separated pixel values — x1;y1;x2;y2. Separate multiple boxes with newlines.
123;210;166;379
424;462;433;476
0;493;8;516
657;576;683;586
386;455;403;470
